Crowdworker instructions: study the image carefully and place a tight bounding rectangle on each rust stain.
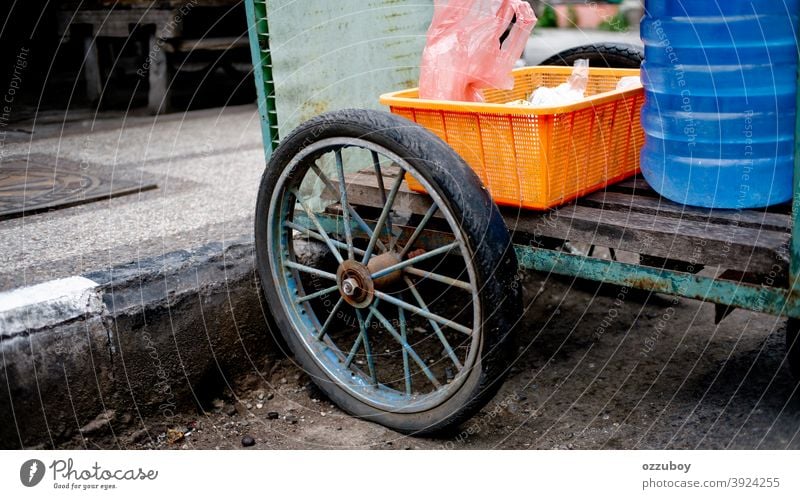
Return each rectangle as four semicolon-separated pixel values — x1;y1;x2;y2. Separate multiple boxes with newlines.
302;99;331;119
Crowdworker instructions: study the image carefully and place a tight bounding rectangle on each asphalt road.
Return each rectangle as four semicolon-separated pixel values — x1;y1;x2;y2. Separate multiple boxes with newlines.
0;104;264;290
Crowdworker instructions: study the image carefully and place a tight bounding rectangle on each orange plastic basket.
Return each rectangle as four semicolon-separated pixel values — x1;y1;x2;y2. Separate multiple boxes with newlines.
379;66;645;210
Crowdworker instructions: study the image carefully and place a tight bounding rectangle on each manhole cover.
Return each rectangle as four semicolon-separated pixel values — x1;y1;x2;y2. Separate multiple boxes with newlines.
0;155;157;221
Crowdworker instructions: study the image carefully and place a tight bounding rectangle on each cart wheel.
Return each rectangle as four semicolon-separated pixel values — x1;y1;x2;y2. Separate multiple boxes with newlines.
786;318;800;379
540;42;643;68
255;109;520;434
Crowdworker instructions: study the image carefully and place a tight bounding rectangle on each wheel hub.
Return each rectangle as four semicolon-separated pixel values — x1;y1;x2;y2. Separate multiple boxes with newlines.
336;252;403;308
336;260;374;308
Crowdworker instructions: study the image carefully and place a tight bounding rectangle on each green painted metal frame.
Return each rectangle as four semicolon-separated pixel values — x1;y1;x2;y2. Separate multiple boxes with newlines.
244;0;279;159
516;247;795;317
246;1;800;319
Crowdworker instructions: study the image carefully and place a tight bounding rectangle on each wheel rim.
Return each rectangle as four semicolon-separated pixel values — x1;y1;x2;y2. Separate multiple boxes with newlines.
266;137;482;413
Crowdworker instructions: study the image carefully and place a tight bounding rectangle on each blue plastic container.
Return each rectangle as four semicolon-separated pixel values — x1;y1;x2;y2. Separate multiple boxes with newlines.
640;1;799;208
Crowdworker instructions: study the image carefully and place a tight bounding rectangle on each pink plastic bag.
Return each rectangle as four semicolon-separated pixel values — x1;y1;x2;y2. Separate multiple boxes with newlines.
419;0;536;102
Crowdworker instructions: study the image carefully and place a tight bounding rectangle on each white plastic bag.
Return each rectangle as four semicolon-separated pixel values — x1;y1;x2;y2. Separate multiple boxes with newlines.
616;75;641;90
527;59;589;106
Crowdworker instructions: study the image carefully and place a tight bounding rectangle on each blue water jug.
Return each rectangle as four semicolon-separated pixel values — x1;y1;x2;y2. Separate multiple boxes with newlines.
640;1;799;208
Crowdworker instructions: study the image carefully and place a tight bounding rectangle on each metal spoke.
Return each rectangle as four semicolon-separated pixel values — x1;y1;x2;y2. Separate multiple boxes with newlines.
369;304;441;388
397;298;412;395
373;289;472;336
335;149;355;260
399;203;438;259
291;188;344;264
284;260;337;281
405;266;473;292
371;151;388;206
315;297;344;340
296;284;339;304
404;277;463;369
362;172;405;265
371;242;460;281
371;151;392;248
285;220;366;257
344;305;377;367
310;162;388;253
355;309;377;384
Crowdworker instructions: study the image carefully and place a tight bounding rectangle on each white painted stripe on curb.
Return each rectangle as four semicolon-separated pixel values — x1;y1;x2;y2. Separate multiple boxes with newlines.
0;276;103;336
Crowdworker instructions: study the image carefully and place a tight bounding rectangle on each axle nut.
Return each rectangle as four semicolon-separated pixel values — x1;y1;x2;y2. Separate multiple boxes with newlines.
342;278;359;296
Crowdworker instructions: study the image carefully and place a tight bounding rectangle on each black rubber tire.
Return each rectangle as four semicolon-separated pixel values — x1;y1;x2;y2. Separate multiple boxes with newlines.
254;109;521;435
540;42;643;68
786;318;800;380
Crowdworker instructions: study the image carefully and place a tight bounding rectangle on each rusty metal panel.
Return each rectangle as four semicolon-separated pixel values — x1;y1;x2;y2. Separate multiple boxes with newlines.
266;0;432;135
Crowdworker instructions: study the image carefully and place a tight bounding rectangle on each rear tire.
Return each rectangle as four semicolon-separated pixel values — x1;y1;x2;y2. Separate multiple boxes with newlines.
540;42;643;68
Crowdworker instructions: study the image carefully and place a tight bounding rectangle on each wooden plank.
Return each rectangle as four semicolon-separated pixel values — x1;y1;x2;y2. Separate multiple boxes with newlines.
166;37;250;53
339;171;436;216
342;172;789;274
579;191;791;232
509;204;789;274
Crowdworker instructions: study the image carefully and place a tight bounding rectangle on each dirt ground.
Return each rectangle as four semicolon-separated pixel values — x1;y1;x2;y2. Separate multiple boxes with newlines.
63;272;800;450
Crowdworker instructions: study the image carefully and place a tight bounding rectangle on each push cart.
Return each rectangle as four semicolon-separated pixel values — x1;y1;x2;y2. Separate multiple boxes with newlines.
246;2;800;434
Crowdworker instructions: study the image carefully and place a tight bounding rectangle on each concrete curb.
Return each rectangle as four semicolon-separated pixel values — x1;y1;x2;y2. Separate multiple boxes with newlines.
0;236;277;449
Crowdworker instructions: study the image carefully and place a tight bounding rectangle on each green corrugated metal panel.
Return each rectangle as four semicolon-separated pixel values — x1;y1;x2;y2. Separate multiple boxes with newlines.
245;0;279;157
266;0;433;135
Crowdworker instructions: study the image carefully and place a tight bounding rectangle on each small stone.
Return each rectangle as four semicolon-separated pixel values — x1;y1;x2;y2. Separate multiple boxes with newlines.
80;410;116;435
166;428;184;445
280;378;287;385
256;403;263;409
267;393;275;400
241;435;256;447
212;399;225;410
245;403;253;410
